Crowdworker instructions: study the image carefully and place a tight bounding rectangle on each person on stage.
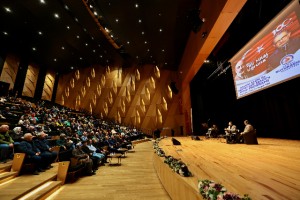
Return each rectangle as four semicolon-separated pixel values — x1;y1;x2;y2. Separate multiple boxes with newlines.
240;120;258;144
224;121;239;143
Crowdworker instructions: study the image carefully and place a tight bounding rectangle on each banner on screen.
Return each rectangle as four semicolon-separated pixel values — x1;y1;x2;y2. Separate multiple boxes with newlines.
230;0;300;99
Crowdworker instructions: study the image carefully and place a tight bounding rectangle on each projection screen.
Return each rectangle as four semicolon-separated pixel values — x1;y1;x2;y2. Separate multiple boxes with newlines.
230;0;300;99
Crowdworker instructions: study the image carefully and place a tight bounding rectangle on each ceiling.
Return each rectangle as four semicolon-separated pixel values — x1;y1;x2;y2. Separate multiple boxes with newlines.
0;0;201;74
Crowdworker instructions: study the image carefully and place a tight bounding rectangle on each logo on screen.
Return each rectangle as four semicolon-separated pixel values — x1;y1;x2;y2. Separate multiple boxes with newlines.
280;54;294;65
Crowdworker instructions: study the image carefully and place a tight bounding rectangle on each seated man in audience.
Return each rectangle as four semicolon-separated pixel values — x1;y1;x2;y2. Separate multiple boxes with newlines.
81;140;104;169
19;133;46;175
240;120;258;144
72;143;95;176
34;132;57;169
0;125;14;162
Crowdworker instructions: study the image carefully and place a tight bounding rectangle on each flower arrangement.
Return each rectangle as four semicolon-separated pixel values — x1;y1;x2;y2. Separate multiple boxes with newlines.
164;156;192;177
153;138;192;177
198;179;251;200
153;140;165;157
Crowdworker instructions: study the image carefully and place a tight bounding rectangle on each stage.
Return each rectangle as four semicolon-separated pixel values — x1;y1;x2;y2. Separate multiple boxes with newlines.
156;137;300;200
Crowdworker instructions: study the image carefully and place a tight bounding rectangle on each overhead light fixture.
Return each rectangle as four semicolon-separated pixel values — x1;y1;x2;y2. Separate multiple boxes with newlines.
40;0;46;4
32;47;36;51
54;13;59;18
66;25;70;29
141;31;144;35
54;58;57;62
115;19;119;23
159;28;163;32
3;31;8;35
85;43;88;46
135;4;139;8
38;31;42;35
138;19;142;23
76;35;80;39
4;7;12;13
94;11;98;16
61;46;65;50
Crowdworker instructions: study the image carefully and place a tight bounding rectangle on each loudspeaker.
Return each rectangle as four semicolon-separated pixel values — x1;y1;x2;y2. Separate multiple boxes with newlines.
172;138;181;145
170;82;179;94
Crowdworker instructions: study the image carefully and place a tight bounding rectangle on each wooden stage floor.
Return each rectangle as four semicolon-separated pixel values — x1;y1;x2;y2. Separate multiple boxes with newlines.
158;137;300;200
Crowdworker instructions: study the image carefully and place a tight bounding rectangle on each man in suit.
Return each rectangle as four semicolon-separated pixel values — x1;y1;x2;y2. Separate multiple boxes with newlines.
240;120;258;144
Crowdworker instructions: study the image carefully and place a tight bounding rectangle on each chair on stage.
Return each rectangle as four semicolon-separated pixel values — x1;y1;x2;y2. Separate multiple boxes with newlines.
243;129;258;145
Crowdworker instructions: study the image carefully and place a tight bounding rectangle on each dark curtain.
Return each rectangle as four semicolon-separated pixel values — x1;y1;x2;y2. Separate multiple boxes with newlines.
191;70;300;139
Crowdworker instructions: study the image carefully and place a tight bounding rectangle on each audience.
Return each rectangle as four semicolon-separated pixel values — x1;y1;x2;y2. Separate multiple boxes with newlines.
0;125;14;162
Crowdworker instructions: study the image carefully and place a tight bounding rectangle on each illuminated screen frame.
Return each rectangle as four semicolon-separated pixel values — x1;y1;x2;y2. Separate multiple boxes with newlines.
230;0;300;99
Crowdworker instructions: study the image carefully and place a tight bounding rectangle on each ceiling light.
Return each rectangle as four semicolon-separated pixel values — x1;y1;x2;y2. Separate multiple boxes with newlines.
75;18;79;22
80;57;83;60
144;41;147;44
66;26;70;29
83;28;87;32
64;5;69;10
138;19;142;23
54;58;57;62
115;19;119;23
158;13;162;16
70;66;74;70
38;31;42;35
100;55;103;58
141;31;144;35
4;7;12;13
40;0;46;4
94;11;98;16
147;49;150;52
85;43;88;46
135;4;139;8
136;56;139;59
61;46;65;50
93;50;96;53
165;62;168;65
76;35;80;39
162;49;165;52
204;60;210;63
3;31;8;35
159;28;163;32
105;27;109;33
111;35;114;38
89;5;93;8
150;55;153;58
98;44;101;47
32;47;36;51
127;41;130;44
54;13;59;19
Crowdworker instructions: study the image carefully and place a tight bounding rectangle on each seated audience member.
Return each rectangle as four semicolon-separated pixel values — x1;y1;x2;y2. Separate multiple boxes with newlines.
224;121;239;144
56;133;74;161
0;125;14;162
240;120;258;144
34;132;57;169
10;127;24;143
72;143;95;175
81;140;104;169
19;133;46;175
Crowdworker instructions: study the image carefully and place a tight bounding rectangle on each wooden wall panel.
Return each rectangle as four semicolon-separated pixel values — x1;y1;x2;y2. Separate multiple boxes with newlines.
22;64;39;97
42;71;55;101
0;54;19;90
56;64;183;134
